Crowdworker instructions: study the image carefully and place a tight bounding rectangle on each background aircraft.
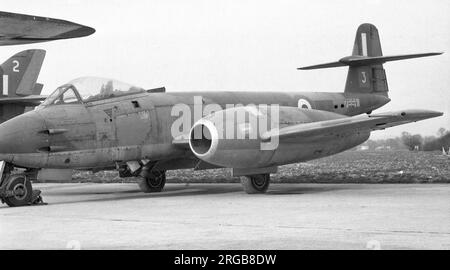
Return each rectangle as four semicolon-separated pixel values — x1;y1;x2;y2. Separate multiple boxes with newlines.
0;11;95;46
0;49;46;123
0;24;443;207
0;10;94;122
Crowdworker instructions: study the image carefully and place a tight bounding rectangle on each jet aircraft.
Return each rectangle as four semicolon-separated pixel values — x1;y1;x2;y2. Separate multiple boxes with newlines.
0;11;95;46
0;24;443;207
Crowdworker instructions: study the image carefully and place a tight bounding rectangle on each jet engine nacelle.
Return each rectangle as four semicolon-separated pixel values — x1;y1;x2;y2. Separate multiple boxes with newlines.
189;106;280;168
188;105;367;169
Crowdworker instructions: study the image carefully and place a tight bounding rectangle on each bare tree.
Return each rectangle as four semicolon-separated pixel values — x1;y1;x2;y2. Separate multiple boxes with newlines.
437;127;447;137
401;132;423;151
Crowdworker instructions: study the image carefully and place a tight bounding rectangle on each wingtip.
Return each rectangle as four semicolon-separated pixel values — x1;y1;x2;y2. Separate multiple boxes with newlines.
52;24;96;40
73;25;96;38
434;111;444;117
82;25;96;37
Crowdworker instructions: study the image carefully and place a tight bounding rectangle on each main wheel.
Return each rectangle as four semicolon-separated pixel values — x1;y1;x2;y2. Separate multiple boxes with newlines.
240;174;270;194
3;174;32;207
137;170;166;193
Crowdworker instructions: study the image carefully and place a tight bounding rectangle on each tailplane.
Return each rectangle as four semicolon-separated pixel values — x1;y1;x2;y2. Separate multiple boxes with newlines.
298;23;443;97
0;49;46;97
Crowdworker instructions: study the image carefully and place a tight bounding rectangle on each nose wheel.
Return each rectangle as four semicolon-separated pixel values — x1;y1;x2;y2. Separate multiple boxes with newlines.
0;174;44;207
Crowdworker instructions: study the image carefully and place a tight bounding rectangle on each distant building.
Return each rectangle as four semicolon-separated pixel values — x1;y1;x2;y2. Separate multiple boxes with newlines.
357;145;369;151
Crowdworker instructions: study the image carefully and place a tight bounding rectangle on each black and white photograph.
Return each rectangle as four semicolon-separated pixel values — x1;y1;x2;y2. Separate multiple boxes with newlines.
0;0;449;257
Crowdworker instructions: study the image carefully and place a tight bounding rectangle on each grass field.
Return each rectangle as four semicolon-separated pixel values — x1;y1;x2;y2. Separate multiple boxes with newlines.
73;150;450;184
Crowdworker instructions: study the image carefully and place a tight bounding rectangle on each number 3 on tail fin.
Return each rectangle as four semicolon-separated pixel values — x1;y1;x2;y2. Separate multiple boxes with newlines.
361;71;367;83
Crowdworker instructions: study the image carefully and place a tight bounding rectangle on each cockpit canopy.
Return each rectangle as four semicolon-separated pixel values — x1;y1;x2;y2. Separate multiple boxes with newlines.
41;77;146;107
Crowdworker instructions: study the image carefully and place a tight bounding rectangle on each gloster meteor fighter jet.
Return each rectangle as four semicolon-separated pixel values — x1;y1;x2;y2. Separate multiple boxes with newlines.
0;23;443;207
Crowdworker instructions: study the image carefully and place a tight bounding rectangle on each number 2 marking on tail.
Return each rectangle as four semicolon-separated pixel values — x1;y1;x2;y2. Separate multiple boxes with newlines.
12;60;20;72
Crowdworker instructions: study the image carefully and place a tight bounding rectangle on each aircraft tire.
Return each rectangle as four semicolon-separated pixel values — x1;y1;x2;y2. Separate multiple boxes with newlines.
240;174;270;194
3;174;33;207
138;170;166;193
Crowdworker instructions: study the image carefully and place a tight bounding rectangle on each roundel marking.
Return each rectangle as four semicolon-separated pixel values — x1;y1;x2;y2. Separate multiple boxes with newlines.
297;98;312;109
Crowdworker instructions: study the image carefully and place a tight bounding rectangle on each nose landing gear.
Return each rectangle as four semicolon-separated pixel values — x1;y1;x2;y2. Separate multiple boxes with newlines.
0;163;45;207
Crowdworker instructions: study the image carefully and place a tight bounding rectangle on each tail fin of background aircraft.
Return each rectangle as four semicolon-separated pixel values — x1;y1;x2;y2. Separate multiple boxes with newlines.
0;49;46;97
298;23;442;97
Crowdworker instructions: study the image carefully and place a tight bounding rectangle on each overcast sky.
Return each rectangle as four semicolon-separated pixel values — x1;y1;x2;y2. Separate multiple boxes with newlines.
2;0;449;139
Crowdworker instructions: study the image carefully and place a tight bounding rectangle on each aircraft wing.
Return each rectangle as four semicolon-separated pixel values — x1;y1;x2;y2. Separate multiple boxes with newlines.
0;95;46;104
0;11;95;46
261;110;443;143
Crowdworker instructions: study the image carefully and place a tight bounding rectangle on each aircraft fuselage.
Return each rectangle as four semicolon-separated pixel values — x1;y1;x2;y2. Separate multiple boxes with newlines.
0;90;383;170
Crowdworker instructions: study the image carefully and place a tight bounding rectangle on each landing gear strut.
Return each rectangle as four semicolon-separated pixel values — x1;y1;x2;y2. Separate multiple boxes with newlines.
118;161;167;193
0;173;44;207
137;168;166;193
240;174;270;194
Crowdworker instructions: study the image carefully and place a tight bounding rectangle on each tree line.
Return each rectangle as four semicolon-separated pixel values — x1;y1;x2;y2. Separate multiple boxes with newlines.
363;127;450;151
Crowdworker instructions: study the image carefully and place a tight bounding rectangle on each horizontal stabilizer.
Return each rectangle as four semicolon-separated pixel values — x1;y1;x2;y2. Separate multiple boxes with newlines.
298;52;443;70
0;95;46;104
297;61;347;70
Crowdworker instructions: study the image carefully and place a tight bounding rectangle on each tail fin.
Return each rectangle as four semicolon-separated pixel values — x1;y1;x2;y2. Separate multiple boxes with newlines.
346;23;387;95
0;49;46;97
351;23;382;57
298;23;443;96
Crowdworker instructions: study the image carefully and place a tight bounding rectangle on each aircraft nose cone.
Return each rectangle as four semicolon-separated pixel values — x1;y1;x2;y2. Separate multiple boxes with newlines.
0;111;47;154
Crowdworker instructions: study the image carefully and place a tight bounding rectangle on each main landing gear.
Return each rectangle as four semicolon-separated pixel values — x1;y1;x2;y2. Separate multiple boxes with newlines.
138;168;166;193
240;174;270;194
0;164;44;207
118;162;166;193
